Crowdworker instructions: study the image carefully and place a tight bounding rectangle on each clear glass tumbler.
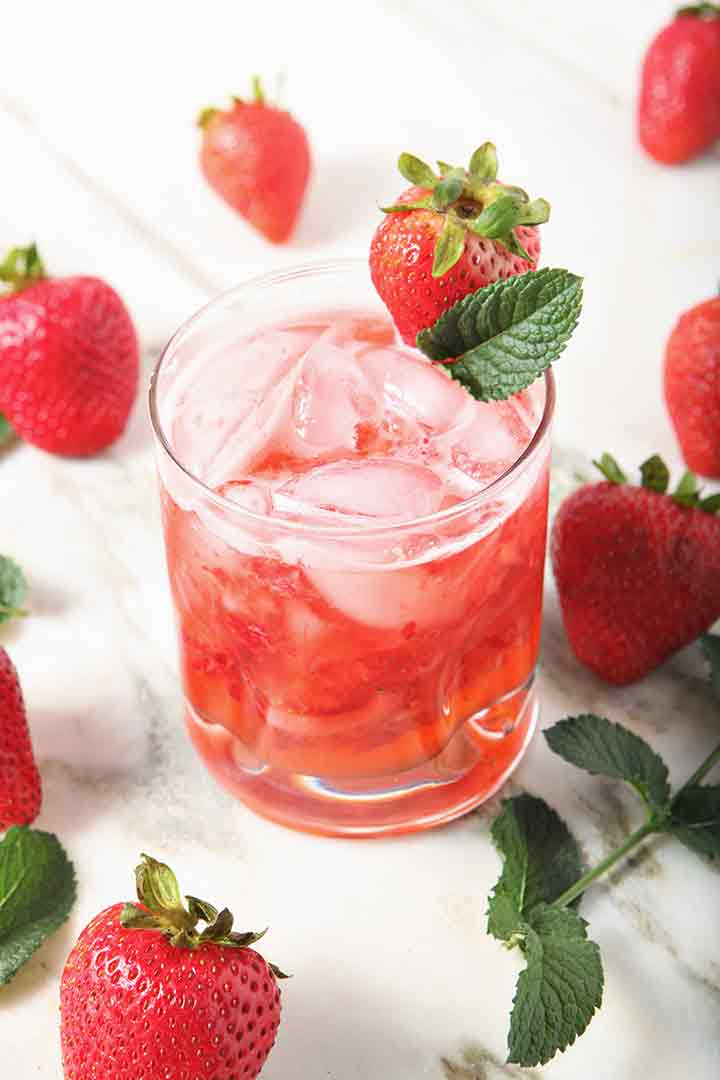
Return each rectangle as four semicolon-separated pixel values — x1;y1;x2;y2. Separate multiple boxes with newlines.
149;260;554;837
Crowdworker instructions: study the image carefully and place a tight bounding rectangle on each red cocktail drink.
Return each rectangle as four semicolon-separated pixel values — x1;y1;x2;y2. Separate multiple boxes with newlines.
150;262;553;836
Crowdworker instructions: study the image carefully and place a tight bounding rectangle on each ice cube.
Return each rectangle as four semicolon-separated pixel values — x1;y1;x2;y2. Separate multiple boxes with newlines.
170;328;320;478
274;459;444;521
385;352;472;433
217;480;272;516
292;341;379;452
450;399;534;487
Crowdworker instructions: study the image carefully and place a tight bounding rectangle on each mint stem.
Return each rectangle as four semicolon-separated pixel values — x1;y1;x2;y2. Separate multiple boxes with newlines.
551;820;658;909
551;739;720;909
674;739;720;795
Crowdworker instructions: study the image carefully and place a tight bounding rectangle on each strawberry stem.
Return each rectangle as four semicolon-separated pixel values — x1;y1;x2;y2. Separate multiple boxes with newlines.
119;854;287;972
0;244;47;292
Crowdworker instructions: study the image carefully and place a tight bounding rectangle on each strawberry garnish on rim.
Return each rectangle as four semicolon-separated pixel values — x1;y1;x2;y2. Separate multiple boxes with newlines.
370;142;550;345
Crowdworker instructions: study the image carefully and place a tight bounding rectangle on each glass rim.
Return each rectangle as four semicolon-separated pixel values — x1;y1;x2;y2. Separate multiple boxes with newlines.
148;257;556;539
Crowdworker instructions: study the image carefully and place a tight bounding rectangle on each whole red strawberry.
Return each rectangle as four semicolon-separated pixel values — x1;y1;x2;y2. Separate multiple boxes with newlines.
638;4;720;164
60;854;285;1080
551;454;720;685
0;244;139;456
369;142;548;345
664;293;720;477
0;646;42;828
198;77;311;244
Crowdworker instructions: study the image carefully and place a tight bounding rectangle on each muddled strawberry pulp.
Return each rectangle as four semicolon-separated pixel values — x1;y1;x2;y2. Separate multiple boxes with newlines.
157;307;550;832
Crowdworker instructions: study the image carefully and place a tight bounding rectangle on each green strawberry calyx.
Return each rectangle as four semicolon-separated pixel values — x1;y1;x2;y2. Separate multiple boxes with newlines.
197;75;269;128
593;453;720;512
676;4;719;19
121;854;288;976
0;243;47;293
380;142;550;278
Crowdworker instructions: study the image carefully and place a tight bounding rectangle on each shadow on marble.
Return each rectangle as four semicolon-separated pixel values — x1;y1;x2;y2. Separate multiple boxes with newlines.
443;1042;545;1079
25;575;72;619
292;153;391;248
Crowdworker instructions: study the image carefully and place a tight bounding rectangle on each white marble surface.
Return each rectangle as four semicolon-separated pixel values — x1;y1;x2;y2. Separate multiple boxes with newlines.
2;1;720;1075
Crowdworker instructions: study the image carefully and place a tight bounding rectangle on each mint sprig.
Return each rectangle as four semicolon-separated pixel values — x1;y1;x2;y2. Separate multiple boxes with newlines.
0;556;28;625
0;827;76;985
488;636;720;1066
416;268;583;402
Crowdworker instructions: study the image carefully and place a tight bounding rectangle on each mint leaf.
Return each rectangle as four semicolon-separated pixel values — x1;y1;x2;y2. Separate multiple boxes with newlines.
700;634;720;698
544;715;670;812
488;794;584;942
639;454;670;494
416;268;582;401
670;785;720;859
0;826;76;985
0;413;14;449
508;904;603;1067
0;556;27;624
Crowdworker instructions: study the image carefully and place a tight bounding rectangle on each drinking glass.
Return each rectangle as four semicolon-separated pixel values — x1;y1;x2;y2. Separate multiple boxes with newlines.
149;260;554;837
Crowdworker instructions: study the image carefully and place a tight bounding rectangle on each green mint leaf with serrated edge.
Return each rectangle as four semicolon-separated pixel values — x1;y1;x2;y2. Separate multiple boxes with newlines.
700;634;720;698
0;826;76;985
593;453;626;484
0;556;28;625
669;785;720;859
639;454;670;494
416;268;582;402
507;903;603;1067
488;794;585;943
544;715;670;813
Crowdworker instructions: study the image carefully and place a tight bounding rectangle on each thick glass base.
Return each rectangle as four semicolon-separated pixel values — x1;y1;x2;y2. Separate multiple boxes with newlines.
186;675;538;838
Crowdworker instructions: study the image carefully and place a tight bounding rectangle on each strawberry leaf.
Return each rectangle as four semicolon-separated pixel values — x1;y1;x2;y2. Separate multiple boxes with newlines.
544;715;670;813
0;414;15;449
0;556;28;625
507;904;603;1067
700;493;720;513
432;217;467;278
592;453;627;484
397;153;436;189
0;827;76;985
417;268;582;400
469;142;498;183
639;454;670;494
430;172;464;211
672;470;701;508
